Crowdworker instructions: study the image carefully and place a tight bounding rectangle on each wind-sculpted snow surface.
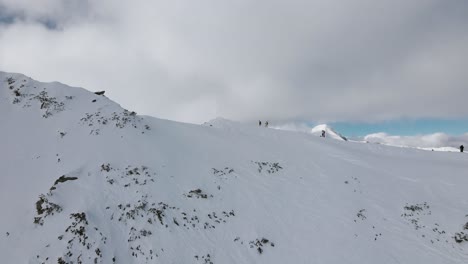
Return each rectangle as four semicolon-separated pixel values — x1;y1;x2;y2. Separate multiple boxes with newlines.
1;71;468;263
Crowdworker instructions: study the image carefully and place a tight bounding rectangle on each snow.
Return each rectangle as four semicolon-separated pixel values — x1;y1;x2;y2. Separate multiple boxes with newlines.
311;124;348;141
1;71;468;263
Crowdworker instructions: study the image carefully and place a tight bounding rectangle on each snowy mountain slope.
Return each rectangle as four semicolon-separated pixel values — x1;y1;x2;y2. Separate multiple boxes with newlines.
311;124;348;141
1;71;468;264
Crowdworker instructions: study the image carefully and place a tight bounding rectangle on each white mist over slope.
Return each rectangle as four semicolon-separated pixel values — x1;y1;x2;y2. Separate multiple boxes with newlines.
365;132;468;150
1;71;468;264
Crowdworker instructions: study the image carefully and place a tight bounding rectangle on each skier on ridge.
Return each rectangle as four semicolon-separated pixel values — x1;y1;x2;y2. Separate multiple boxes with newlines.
461;145;464;153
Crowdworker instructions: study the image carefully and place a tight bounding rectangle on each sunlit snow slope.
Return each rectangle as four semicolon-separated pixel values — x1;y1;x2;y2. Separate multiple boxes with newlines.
1;71;468;264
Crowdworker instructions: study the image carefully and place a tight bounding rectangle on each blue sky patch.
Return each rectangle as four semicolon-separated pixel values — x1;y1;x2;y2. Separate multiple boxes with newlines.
329;118;468;137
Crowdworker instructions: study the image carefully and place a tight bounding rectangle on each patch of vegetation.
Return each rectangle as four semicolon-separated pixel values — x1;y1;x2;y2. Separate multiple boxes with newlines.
212;167;234;176
34;195;62;225
80;109;150;134
253;161;283;174
33;90;65;118
195;254;213;264
403;203;430;214
8;82;30;104
103;165;156;187
401;202;432;231
212;167;236;190
249;238;275;254
356;209;367;221
454;221;468;243
47;212;108;264
101;163;112;172
454;232;468;243
6;77;15;85
185;189;212;199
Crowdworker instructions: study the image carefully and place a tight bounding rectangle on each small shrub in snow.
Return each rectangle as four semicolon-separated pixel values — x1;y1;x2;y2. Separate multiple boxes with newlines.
249;238;275;254
454;232;468;243
401;202;431;230
101;163;112;172
194;254;213;264
185;189;212;199
453;221;468;243
33;91;65;118
6;77;15;85
212;167;234;176
42;212;108;264
253;161;283;174
356;209;367;221
80;110;147;134
34;195;62;225
404;203;429;213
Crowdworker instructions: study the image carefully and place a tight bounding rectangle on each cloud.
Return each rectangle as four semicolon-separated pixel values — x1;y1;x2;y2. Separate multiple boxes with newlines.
364;132;468;148
271;122;312;133
1;0;468;124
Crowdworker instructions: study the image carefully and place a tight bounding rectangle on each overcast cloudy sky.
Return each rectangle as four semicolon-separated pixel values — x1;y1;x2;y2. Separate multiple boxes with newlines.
1;0;467;136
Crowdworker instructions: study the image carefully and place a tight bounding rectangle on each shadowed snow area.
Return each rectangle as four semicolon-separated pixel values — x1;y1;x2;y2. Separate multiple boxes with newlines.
1;71;468;263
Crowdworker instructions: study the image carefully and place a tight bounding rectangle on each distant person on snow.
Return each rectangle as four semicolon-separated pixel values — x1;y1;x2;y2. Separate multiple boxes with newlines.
265;121;269;127
259;120;262;127
461;145;464;153
321;130;326;138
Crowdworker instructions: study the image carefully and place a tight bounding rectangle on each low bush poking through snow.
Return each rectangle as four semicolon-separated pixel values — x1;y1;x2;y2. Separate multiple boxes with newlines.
253;161;283;174
185;189;212;199
34;195;62;226
249;238;275;254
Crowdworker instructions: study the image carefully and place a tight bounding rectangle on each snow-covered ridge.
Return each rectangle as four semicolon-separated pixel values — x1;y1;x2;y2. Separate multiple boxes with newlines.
311;124;347;141
1;71;468;264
